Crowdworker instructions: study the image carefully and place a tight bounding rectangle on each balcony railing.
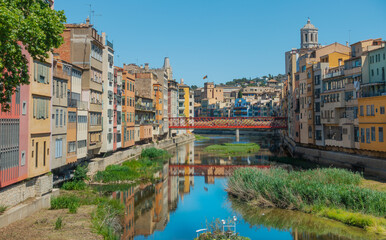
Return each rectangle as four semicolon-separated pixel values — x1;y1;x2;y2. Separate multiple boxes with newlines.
68;99;88;109
135;104;155;112
135;119;155;125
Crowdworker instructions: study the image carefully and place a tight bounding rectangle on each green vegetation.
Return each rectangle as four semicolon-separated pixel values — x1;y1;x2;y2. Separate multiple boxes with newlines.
230;199;382;240
227;168;386;235
94;147;170;183
195;218;250;240
0;0;66;111
0;205;7;215
54;217;63;230
204;143;260;156
62;165;89;190
91;198;124;240
195;134;210;141
50;188;124;239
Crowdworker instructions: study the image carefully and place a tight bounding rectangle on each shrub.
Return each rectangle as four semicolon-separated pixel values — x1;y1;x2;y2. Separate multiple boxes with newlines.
73;165;89;182
62;181;87;190
68;202;78;214
140;147;169;159
50;195;80;210
54;217;63;230
0;205;7;215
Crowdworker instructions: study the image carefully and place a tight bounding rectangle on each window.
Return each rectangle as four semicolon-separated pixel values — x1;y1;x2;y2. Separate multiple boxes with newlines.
371;127;376;141
68;141;76;153
360;105;364;116
55;109;59;127
90;112;101;125
60;109;63;126
78;140;87;148
361;128;365;143
34;62;49;84
371;105;375;116
381;107;385;114
78;115;87;123
55;139;63;158
33;97;49;119
379;127;384;142
354;127;359;142
68;111;77;122
366;128;370;143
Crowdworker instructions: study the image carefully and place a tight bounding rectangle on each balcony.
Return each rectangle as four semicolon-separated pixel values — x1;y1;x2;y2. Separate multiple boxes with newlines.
135;119;155;125
68;99;88;110
135;104;155;112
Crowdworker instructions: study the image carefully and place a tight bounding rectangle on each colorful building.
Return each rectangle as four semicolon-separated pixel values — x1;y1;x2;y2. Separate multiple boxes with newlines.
0;45;30;187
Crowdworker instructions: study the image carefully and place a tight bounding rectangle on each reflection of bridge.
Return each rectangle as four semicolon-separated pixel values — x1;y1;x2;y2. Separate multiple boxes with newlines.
169;164;270;176
168;117;287;129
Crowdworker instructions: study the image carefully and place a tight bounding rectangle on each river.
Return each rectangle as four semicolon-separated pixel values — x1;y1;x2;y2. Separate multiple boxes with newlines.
108;133;375;240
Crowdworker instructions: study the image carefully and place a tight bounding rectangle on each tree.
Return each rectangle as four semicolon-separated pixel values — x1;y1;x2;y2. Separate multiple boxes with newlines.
191;85;198;90
238;90;243;98
0;0;66;111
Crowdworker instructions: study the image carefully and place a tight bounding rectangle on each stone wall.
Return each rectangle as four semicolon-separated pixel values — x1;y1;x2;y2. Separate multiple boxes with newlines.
87;134;194;176
283;136;386;180
0;174;53;208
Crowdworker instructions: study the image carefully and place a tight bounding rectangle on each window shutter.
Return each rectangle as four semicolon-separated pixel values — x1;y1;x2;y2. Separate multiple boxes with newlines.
34;63;37;81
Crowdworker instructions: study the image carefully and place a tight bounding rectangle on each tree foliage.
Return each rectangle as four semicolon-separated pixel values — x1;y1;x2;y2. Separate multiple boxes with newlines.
0;0;66;111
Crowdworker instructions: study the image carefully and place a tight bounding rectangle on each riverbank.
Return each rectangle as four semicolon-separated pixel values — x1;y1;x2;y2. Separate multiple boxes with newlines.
0;133;195;230
227;167;386;236
282;135;386;180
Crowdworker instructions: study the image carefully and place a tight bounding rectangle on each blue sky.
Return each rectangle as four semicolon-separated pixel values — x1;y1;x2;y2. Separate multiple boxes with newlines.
55;0;386;87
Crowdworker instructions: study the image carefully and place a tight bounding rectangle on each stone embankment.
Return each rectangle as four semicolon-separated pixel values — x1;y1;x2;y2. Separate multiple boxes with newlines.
282;135;386;180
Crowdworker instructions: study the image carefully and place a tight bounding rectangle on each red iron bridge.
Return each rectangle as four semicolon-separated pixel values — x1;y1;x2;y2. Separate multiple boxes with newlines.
168;117;287;129
169;164;270;176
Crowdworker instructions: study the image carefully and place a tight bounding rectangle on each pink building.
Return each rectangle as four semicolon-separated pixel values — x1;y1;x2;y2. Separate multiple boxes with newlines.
0;44;29;187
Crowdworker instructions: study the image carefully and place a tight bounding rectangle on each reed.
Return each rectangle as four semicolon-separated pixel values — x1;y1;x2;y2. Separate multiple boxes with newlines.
227;168;385;217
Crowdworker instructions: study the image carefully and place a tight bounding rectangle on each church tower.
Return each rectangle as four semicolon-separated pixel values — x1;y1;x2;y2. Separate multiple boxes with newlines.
300;18;318;49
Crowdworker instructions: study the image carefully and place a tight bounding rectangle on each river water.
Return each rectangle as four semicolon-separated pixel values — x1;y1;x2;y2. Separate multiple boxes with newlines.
109;133;375;240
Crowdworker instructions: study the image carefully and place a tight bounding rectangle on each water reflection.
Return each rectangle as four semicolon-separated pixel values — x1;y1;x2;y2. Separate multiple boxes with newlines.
110;134;375;240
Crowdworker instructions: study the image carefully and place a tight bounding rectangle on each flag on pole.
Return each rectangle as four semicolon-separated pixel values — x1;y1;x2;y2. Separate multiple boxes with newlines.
203;75;208;79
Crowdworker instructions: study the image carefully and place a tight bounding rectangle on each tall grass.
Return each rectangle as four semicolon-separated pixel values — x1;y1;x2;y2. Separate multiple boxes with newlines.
204;143;260;156
227;168;386;217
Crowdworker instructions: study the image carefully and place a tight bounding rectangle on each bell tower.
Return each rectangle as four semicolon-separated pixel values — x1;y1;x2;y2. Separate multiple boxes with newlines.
300;18;318;49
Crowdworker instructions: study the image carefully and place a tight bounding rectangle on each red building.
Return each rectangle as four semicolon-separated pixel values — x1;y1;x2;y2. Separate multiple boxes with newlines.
0;44;30;187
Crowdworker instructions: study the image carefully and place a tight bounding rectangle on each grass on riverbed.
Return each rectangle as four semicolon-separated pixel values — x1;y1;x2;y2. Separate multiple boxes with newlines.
94;148;170;183
195;134;210;140
204;143;260;156
50;188;124;239
227;167;386;234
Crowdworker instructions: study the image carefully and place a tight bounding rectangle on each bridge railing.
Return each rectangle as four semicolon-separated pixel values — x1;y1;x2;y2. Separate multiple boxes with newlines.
168;117;287;129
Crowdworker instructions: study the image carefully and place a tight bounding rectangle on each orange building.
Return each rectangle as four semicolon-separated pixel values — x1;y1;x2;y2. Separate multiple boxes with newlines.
119;68;135;149
154;83;163;139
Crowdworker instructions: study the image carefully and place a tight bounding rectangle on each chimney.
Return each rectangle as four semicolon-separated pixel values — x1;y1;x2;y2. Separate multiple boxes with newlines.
144;63;149;70
346;41;349;46
180;78;184;84
86;17;90;25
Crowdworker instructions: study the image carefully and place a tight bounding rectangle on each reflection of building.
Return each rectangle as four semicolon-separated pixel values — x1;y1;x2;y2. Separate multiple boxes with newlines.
134;179;170;237
112;186;135;240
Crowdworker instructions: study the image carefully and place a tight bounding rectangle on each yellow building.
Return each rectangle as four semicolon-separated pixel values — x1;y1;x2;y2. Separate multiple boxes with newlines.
358;96;386;152
29;58;52;178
